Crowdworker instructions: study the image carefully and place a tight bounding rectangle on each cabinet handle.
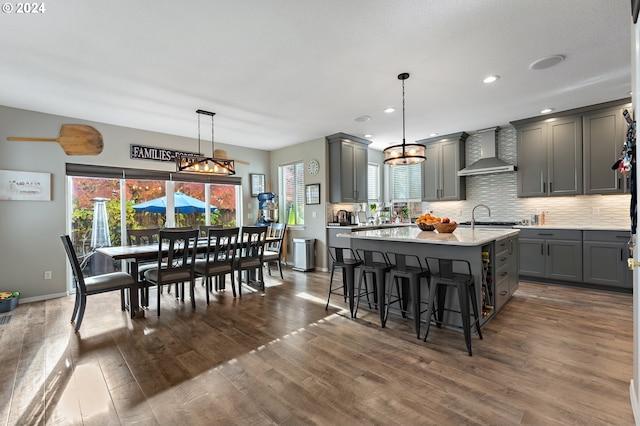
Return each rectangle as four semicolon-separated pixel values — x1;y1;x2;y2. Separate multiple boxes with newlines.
500;291;508;296
540;243;544;255
500;271;508;277
538;233;553;236
542;180;545;192
618;177;621;190
500;257;507;261
549;182;553;193
547;244;551;256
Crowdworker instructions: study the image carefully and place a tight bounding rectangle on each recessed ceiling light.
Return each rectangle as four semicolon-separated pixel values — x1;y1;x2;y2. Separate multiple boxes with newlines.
383;107;395;113
354;115;371;122
429;133;439;137
530;55;565;70
483;75;500;84
363;134;373;138
540;108;554;114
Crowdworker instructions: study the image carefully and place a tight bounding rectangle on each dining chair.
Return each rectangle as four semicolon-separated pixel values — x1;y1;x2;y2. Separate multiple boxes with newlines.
142;229;199;316
263;223;286;279
127;227;160;246
194;227;239;301
197;224;223;237
60;234;136;332
236;226;268;296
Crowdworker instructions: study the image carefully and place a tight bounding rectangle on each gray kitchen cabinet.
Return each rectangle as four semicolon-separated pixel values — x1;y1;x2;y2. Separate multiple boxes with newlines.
583;230;632;289
518;229;582;282
494;235;518;311
328;133;371;203
583;105;630;194
516;115;582;197
417;132;467;201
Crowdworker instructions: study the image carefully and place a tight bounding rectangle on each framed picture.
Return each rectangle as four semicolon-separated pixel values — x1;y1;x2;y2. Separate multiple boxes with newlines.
305;183;320;205
250;173;266;197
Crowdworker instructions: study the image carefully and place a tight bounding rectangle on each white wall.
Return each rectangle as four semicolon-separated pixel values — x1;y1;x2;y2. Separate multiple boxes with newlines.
0;105;270;301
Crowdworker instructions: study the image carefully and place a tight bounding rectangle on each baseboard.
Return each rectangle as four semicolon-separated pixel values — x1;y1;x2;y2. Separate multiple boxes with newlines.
630;380;640;426
20;292;68;304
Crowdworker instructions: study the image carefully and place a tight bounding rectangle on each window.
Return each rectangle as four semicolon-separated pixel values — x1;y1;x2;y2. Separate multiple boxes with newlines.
390;163;422;200
279;162;305;226
367;163;380;201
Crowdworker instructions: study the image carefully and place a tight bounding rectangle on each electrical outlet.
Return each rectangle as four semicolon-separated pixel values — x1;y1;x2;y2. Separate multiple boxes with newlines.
312;211;317;218
456;209;462;216
592;207;601;215
44;271;52;280
248;213;253;219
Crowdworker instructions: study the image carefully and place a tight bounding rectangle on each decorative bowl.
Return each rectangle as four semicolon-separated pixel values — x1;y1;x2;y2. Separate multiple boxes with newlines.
433;222;458;233
416;222;436;231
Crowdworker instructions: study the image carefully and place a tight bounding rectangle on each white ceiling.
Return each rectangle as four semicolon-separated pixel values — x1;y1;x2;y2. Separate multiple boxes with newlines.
0;0;632;152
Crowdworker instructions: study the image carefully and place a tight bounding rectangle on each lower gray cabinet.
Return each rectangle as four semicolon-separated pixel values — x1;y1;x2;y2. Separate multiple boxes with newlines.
494;236;518;311
583;230;632;289
518;229;582;282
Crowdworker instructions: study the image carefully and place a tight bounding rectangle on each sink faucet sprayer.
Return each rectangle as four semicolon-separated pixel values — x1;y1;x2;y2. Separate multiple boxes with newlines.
471;204;491;230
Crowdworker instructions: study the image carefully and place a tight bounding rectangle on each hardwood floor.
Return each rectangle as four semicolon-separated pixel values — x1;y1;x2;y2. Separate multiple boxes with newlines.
0;270;633;425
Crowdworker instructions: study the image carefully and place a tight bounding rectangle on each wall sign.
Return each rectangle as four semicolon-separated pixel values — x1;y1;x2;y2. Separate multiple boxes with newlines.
0;169;51;201
130;144;200;163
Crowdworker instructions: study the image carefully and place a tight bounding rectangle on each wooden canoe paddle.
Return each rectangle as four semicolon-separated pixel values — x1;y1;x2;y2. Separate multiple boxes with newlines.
7;124;104;155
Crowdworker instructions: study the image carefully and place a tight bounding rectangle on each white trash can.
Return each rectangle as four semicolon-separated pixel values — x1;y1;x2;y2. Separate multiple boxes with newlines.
293;238;315;272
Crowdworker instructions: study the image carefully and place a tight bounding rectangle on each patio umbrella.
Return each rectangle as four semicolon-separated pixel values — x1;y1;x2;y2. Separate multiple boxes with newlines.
132;192;217;214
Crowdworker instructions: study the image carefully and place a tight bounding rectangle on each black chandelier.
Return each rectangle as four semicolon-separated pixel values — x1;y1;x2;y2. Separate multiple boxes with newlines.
383;73;426;165
176;109;235;175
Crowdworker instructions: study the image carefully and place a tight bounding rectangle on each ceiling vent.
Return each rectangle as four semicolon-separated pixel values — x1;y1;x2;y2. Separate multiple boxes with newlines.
457;127;516;176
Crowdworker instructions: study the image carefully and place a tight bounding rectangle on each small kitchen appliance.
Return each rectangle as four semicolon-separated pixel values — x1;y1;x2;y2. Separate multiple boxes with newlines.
256;192;278;225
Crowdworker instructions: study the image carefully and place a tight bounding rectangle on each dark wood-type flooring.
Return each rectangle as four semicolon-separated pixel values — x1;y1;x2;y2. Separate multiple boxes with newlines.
0;268;634;425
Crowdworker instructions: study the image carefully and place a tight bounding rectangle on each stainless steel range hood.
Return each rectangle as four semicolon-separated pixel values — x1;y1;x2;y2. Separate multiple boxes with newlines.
457;127;516;176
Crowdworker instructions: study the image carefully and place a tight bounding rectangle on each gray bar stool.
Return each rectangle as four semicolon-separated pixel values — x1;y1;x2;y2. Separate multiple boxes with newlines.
326;247;363;318
385;252;431;338
354;249;390;322
423;257;483;356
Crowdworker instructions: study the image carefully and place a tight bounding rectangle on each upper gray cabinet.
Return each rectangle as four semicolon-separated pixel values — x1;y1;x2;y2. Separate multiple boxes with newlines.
417;132;468;201
516;115;583;197
327;133;371;203
583;106;629;194
512;98;631;197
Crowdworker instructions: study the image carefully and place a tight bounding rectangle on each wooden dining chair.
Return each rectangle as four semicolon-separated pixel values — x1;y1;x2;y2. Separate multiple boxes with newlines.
142;229;199;316
263;223;286;279
236;226;268;296
127;227;160;246
60;234;136;332
197;224;223;237
194;227;239;301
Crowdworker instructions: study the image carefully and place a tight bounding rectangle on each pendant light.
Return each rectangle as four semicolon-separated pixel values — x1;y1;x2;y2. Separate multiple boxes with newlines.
176;109;236;175
383;73;426;165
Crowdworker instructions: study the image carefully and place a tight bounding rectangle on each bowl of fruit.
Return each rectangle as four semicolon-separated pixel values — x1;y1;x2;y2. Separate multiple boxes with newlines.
433;218;458;233
415;213;440;231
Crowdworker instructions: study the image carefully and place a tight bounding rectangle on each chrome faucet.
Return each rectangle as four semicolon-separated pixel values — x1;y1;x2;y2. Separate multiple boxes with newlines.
471;204;491;230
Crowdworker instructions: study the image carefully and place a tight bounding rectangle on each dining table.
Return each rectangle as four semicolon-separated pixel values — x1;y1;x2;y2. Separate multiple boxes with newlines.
95;234;277;318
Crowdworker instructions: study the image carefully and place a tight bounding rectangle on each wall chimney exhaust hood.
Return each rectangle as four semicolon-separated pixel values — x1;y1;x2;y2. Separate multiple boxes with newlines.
457;127;516;176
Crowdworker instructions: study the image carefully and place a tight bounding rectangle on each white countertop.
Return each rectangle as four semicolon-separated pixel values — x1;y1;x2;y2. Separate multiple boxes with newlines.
337;226;519;246
327;223;414;231
515;225;631;232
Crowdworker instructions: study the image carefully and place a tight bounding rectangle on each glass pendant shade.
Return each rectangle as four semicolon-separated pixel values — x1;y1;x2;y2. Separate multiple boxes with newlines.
383;72;426;166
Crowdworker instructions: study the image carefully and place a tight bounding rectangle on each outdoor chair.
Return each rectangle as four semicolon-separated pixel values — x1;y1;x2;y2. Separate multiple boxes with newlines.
60;234;136;332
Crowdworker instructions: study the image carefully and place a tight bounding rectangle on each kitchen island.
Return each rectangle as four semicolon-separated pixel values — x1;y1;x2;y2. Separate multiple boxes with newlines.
338;226;520;330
